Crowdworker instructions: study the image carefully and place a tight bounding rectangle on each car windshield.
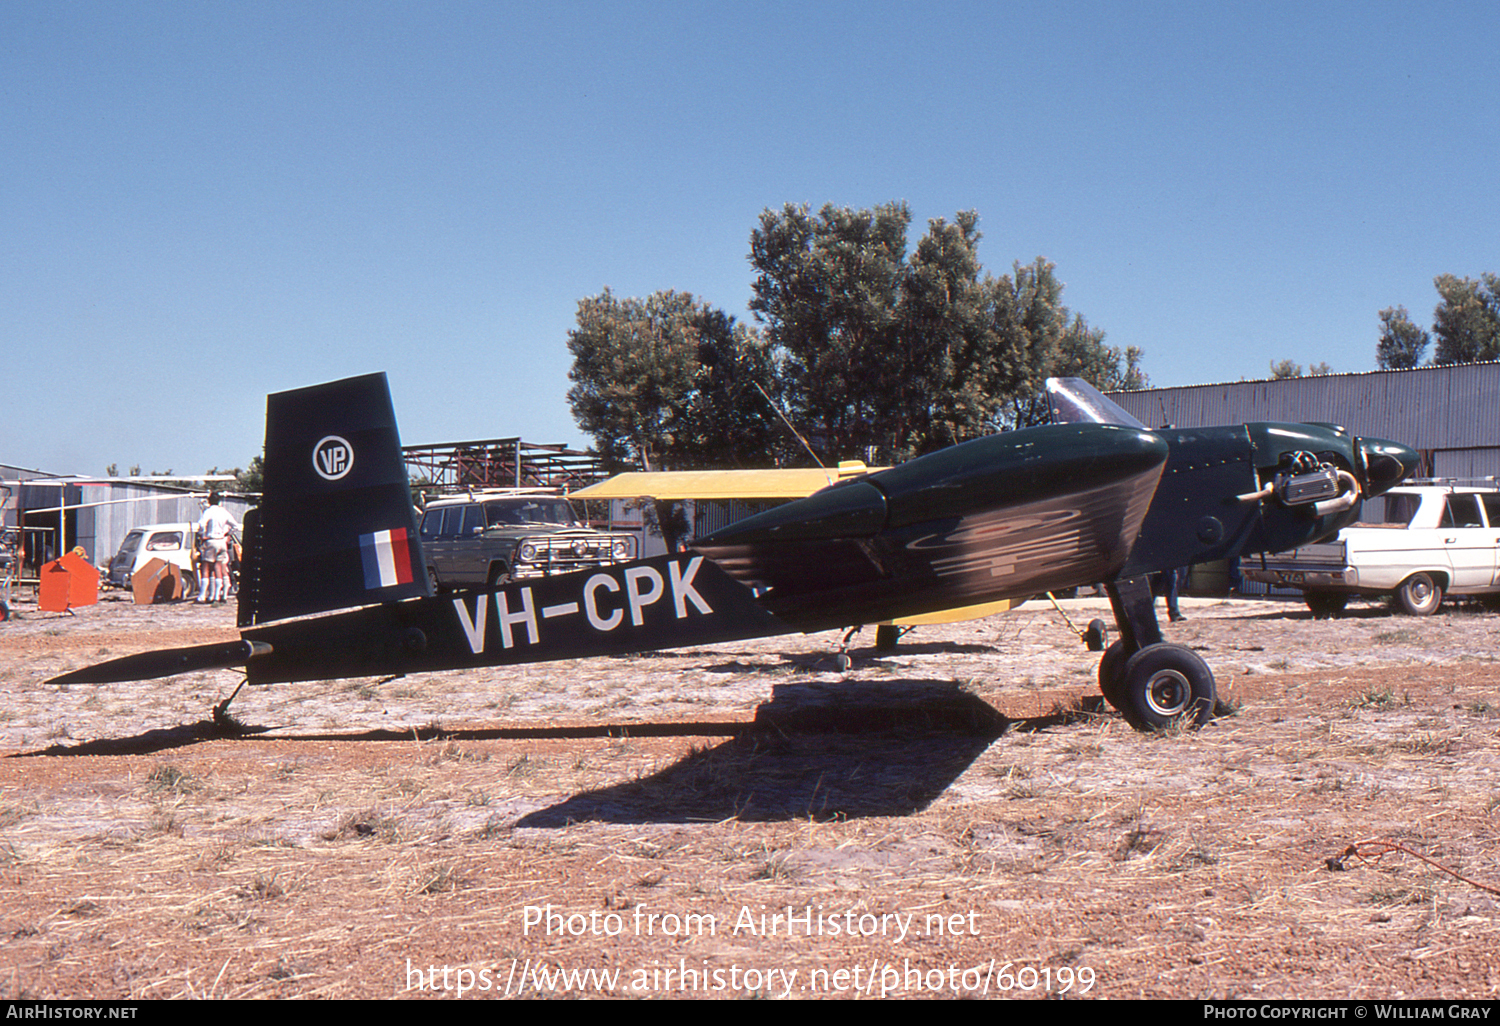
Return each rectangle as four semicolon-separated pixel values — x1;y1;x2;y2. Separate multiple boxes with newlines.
483;499;577;527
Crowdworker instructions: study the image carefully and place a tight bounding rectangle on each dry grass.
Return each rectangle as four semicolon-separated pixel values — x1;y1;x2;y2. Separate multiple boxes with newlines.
1;594;1499;998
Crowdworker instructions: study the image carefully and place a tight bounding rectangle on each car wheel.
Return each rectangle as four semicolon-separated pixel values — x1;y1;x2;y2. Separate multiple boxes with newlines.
427;567;444;594
1395;573;1443;616
1304;591;1348;618
487;563;511;587
1119;643;1216;731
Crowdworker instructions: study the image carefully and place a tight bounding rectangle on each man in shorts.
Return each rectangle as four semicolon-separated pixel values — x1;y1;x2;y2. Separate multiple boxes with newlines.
195;491;241;604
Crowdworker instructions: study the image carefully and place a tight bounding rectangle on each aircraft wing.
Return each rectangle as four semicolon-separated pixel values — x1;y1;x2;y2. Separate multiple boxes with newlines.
571;464;886;501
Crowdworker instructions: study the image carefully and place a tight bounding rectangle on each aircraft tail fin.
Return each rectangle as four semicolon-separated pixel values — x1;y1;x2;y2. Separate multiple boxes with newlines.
238;373;430;626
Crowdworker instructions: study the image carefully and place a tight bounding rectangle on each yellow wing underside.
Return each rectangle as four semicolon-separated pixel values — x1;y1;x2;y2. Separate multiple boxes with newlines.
575;466;1023;628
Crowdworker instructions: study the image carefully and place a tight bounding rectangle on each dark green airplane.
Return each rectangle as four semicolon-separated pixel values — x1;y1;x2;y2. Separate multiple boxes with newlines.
50;374;1416;732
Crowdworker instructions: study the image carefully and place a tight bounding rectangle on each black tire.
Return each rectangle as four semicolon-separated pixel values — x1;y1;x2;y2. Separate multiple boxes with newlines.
874;624;901;652
1098;640;1128;711
1084;618;1108;652
487;563;511;587
1119;643;1216;731
1304;591;1348;618
427;567;445;594
180;571;197;602
1395;573;1443;616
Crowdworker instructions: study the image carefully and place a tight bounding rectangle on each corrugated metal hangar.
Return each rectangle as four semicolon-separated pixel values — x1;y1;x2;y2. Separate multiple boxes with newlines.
1109;362;1500;482
1;473;252;581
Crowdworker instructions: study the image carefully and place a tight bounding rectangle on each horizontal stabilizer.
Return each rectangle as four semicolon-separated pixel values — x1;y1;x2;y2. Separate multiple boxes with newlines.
48;640;270;685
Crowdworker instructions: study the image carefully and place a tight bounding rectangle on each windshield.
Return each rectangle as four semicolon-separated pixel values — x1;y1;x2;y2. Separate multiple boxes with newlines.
1045;378;1148;429
483;499;578;527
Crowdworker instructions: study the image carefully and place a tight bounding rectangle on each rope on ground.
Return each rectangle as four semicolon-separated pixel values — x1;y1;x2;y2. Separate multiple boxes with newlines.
1326;839;1500;895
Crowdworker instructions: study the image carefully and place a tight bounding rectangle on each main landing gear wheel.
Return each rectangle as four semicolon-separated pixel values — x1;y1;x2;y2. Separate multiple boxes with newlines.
1119;643;1217;731
1395;573;1443;616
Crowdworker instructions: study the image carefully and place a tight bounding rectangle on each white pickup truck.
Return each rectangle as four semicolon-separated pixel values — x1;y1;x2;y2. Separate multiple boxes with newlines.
1242;483;1500;616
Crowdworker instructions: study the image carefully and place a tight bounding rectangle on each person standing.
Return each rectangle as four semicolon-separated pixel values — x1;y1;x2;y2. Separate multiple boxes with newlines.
195;491;240;603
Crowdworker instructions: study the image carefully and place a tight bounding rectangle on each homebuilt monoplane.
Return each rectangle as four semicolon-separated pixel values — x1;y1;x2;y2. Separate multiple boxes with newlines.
49;373;1417;730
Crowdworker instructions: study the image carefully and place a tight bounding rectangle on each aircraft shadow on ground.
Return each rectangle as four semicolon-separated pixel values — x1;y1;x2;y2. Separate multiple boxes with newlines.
515;679;1101;827
13;678;1103;817
13;719;277;758
700;642;1000;677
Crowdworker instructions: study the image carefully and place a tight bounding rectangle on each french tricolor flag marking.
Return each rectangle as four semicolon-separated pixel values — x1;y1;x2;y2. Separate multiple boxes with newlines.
360;528;415;590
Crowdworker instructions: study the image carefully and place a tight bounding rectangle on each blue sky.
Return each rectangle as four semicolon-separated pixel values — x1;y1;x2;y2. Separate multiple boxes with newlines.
4;1;1497;476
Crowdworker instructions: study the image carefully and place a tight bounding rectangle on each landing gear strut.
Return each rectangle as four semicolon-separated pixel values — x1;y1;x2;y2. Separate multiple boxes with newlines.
1099;576;1216;731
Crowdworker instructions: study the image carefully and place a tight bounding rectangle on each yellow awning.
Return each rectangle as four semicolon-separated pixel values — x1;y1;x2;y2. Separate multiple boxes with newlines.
573;462;886;501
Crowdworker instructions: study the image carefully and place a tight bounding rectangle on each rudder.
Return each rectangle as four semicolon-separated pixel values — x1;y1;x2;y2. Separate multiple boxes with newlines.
239;372;430;626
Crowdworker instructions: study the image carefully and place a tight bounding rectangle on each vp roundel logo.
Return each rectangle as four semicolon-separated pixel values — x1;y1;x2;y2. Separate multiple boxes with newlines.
312;435;354;481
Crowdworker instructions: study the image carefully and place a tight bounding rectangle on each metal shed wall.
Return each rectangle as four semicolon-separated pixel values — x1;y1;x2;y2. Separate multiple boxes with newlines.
81;485;253;567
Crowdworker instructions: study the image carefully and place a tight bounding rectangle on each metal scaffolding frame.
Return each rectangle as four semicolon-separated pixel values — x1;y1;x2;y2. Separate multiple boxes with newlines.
402;438;608;495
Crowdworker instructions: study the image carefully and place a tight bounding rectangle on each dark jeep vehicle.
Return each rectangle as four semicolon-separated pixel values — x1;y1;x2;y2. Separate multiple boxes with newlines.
418;492;636;589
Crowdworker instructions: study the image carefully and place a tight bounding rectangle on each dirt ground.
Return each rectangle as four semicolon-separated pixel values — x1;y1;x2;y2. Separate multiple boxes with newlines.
1;586;1498;1000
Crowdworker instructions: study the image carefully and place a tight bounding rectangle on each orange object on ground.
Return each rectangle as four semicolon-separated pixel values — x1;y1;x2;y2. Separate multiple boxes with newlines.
38;551;99;612
131;557;184;604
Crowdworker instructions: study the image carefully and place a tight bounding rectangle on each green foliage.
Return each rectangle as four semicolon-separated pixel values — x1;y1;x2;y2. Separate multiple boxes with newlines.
1377;274;1499;369
991;257;1147;429
1266;358;1338;378
749;202;914;460
747;204;1143;459
1432;273;1500;365
235;456;265;493
567;288;697;473
1268;361;1332;379
1377;306;1428;369
570;203;1145;470
566;289;779;474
